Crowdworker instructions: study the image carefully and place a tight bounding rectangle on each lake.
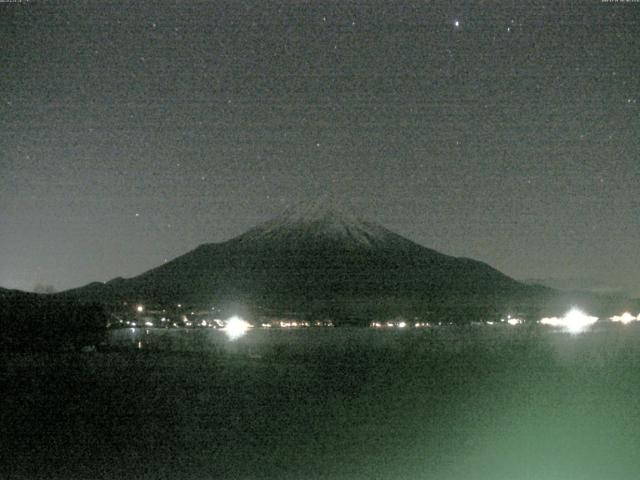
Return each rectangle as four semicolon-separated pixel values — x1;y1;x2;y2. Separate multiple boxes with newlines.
3;323;640;479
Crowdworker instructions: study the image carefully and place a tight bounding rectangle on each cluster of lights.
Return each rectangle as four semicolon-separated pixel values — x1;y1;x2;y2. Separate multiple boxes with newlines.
540;308;598;334
610;312;640;324
127;302;341;332
278;321;310;328
371;321;430;329
123;303;627;337
258;320;333;328
502;315;524;326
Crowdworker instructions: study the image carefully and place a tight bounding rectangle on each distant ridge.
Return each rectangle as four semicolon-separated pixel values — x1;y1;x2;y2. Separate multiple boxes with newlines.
0;286;41;300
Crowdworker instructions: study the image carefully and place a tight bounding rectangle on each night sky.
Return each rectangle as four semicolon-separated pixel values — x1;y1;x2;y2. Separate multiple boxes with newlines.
1;1;639;295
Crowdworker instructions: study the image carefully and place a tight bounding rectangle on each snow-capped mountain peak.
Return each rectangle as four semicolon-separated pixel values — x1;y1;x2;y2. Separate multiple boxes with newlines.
237;198;403;248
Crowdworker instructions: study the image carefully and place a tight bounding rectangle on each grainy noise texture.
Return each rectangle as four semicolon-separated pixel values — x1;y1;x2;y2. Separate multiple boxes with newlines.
1;1;639;294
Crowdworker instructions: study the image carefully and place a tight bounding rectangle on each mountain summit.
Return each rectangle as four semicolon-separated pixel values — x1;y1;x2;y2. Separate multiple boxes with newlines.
63;200;549;322
237;198;406;249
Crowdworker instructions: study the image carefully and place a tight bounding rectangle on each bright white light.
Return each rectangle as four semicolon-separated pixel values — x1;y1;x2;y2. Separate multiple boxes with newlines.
564;308;598;333
540;308;598;334
144;321;154;327
224;315;251;340
454;19;460;28
136;305;144;313
398;321;407;328
610;312;637;325
507;318;523;326
540;317;561;327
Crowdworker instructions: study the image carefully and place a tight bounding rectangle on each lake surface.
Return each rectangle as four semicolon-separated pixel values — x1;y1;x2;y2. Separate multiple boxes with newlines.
3;324;640;479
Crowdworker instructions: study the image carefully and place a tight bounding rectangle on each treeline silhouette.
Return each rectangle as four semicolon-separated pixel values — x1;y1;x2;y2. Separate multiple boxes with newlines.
0;291;107;352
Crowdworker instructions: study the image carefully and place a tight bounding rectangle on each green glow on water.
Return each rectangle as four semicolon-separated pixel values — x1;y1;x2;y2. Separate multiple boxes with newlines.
5;326;640;479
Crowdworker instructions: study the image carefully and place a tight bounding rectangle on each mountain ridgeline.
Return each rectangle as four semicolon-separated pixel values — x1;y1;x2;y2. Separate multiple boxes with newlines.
62;202;552;323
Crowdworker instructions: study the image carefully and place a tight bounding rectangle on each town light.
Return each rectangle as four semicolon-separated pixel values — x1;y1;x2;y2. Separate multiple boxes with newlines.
610;312;637;325
540;308;598;334
136;305;144;313
224;315;251;340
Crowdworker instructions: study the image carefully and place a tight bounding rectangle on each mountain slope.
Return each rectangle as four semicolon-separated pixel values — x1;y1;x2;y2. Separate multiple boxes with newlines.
62;201;551;320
